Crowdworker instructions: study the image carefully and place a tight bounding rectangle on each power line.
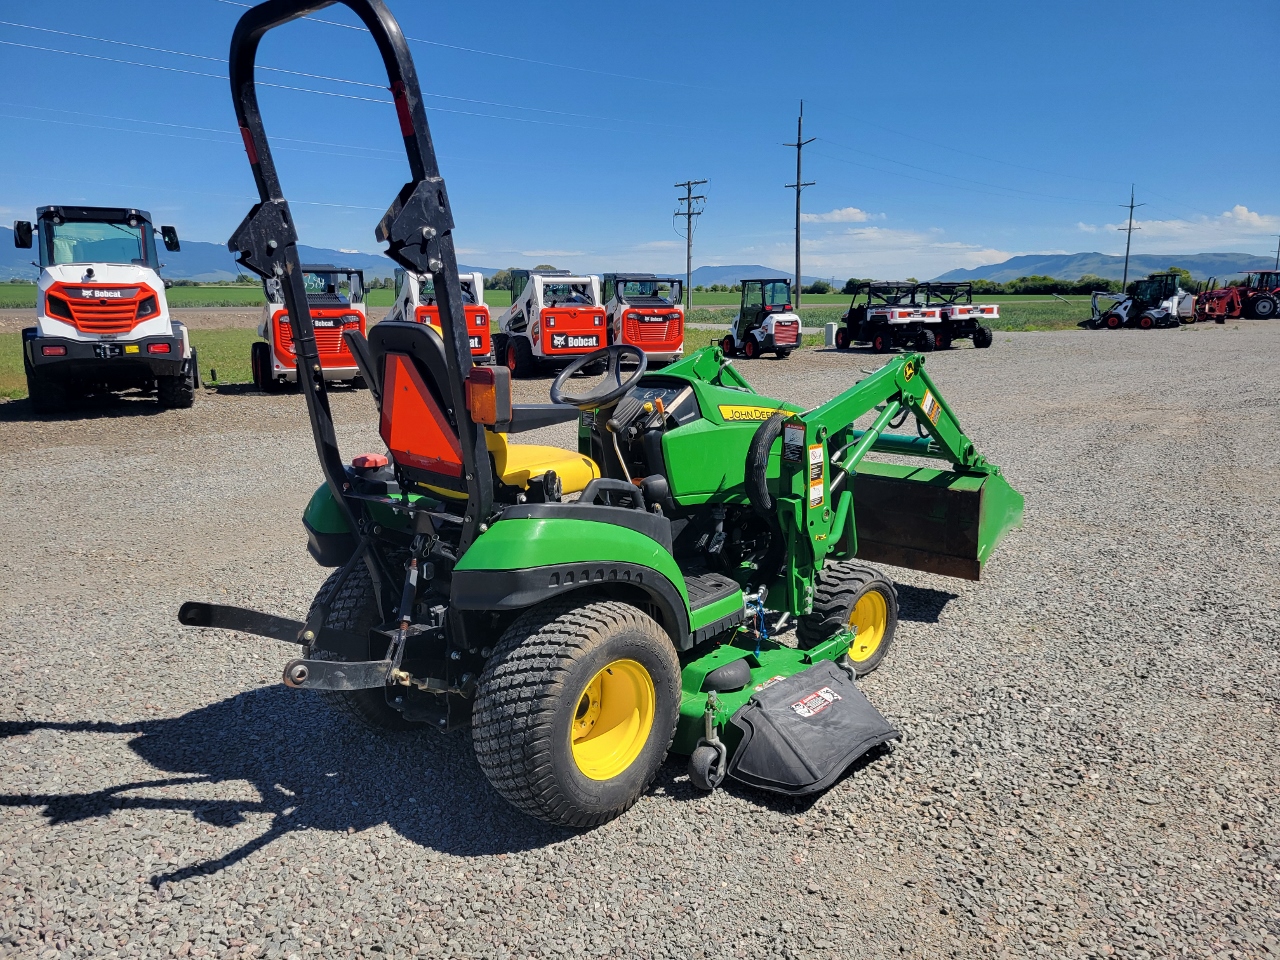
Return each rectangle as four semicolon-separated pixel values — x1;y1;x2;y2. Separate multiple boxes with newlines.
209;0;721;92
0;34;647;132
674;181;707;312
1118;185;1145;290
785;101;816;309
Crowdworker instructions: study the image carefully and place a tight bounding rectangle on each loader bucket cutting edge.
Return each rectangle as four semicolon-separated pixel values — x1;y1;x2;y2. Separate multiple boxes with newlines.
850;462;1024;581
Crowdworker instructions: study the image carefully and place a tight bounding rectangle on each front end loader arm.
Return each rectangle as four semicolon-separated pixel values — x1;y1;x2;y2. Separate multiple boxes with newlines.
768;354;1022;613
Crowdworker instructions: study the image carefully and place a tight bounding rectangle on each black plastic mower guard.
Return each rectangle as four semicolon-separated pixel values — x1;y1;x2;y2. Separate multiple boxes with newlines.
725;661;899;795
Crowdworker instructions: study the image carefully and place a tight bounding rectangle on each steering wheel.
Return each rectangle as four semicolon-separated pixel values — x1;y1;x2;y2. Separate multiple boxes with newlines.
549;344;648;409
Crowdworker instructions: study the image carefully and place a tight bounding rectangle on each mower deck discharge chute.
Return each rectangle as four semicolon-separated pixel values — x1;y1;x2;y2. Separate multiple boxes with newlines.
182;0;1024;827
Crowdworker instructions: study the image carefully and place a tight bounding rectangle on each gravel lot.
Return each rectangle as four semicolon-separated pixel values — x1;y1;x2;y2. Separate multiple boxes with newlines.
1;325;1277;960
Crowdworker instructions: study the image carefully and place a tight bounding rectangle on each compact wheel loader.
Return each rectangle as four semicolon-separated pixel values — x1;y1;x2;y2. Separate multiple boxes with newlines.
181;0;1025;828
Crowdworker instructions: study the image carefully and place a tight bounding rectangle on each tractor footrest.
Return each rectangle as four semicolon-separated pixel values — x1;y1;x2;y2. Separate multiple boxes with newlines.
684;571;741;610
725;661;898;796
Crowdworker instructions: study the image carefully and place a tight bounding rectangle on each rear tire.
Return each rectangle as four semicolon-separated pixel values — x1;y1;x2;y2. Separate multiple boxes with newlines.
156;367;196;409
492;334;509;370
508;337;536;378
1137;314;1154;330
834;327;850;350
308;565;415;732
720;335;737;357
917;329;936;352
872;330;891;353
1250;296;1276;319
25;363;70;414
972;325;994;348
472;599;680;827
775;348;792;359
796;562;898;677
935;331;952;350
251;341;283;393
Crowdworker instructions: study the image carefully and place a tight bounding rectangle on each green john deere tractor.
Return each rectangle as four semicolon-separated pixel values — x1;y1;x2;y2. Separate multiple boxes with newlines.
181;0;1024;828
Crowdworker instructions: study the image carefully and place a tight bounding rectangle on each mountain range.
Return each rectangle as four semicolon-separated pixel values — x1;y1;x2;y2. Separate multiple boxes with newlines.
934;252;1277;283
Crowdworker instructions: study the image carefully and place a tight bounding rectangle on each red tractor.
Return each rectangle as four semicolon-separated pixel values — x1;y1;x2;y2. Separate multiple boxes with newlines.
1194;271;1280;323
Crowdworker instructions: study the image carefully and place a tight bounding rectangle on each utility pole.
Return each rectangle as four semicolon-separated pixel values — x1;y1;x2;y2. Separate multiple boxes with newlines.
1272;234;1279;270
785;100;815;309
674;179;707;312
1118;184;1145;291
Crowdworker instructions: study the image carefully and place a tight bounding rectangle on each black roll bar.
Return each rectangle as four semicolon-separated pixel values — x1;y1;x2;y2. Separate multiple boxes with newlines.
225;0;491;550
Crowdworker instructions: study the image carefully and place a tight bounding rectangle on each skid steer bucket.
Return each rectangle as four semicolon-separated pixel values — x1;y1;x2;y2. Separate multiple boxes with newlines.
851;462;1023;581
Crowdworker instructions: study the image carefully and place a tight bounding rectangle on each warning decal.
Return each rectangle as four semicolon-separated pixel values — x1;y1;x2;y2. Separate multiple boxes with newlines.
783;423;805;461
809;478;824;509
921;390;942;425
790;686;843;718
754;675;787;692
808;443;824;481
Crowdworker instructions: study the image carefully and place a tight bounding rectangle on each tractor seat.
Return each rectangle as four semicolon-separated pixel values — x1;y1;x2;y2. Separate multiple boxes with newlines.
360;320;599;499
486;431;599;493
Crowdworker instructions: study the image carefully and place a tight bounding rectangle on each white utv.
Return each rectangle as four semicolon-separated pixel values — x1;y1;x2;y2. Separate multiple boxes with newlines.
16;206;194;413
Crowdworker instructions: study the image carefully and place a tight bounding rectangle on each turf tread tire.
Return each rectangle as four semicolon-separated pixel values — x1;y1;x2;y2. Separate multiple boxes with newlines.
472;599;680;828
796;561;898;676
308;565;415;732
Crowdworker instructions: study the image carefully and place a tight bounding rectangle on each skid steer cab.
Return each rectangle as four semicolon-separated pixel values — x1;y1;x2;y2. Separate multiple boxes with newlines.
916;283;996;350
835;282;942;353
602;273;684;366
718;278;801;360
1081;273;1183;331
388;267;493;362
493;269;607;377
16;205;195;413
252;264;367;391
181;0;1024;830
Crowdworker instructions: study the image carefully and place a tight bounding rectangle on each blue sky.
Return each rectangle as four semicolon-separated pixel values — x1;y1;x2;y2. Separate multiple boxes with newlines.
2;0;1277;280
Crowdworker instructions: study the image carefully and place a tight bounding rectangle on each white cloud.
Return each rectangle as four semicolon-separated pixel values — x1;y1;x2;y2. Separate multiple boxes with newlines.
726;225;1018;279
519;249;586;258
634;239;682;250
1100;205;1279;246
1077;222;1099;233
799;206;880;224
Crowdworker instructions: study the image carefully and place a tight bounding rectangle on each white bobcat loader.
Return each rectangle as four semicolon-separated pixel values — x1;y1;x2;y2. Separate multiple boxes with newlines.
16;206;195;413
387;268;492;362
493;269;606;377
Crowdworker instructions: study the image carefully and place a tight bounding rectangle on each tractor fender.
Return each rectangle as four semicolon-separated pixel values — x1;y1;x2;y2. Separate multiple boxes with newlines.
452;516;693;647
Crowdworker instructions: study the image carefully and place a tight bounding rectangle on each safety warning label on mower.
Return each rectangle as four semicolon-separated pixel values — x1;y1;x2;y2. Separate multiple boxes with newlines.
791;686;842;718
808;445;825;508
783;423;804;461
921;390;942;425
754;675;787;692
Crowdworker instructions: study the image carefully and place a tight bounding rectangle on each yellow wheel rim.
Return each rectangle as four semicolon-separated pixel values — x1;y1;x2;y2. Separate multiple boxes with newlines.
846;590;888;663
570;659;655;781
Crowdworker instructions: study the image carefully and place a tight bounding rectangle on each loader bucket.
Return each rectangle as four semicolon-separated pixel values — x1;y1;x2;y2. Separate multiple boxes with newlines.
850;461;1023;580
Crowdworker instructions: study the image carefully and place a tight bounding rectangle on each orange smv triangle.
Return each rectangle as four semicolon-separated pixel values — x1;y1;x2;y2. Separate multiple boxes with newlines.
379;353;464;477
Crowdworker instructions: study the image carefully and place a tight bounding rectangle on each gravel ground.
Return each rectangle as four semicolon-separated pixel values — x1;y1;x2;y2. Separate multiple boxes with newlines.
1;324;1277;960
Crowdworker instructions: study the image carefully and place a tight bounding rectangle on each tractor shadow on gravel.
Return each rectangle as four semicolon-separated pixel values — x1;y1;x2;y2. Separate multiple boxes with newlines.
0;685;581;885
894;584;959;623
2;683;902;886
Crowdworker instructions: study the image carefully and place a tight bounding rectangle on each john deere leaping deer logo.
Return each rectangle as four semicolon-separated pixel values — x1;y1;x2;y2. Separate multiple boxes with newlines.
903;361;916;381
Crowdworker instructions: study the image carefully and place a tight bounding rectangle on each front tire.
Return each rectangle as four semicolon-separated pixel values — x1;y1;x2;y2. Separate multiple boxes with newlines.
307;565;414;731
743;336;761;360
834;327;851;350
796;562;898;677
24;356;71;414
719;335;737;357
472;600;680;827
